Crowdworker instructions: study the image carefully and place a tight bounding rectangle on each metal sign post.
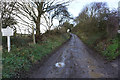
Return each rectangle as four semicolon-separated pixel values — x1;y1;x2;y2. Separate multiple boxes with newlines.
7;36;10;52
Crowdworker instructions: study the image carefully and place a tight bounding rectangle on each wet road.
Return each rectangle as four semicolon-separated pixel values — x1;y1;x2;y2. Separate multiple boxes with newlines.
30;34;118;78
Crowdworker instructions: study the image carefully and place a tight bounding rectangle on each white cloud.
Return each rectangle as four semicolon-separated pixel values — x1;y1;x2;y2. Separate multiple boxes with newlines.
68;0;119;17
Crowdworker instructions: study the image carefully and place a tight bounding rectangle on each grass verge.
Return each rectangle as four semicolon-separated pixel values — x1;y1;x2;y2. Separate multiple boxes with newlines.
73;31;120;61
95;37;119;60
2;33;70;78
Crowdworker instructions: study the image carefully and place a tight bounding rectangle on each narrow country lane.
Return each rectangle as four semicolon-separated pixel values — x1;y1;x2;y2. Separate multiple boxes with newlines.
30;34;118;78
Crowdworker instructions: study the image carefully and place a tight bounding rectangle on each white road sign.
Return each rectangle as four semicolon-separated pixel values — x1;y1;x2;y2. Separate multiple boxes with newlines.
1;26;14;52
1;26;14;36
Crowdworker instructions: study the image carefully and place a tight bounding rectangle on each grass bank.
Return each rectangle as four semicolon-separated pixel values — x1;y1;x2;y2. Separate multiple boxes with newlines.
2;33;70;78
73;31;119;61
95;37;119;60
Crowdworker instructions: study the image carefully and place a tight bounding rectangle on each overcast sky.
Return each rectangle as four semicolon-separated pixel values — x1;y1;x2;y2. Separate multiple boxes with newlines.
68;0;119;18
15;0;120;34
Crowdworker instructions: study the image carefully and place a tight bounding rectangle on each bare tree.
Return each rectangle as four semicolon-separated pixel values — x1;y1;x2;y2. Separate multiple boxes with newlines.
43;5;71;32
14;0;71;43
1;2;17;28
106;10;119;38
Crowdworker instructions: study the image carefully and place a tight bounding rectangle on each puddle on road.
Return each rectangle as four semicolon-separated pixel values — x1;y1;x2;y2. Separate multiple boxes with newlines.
55;62;65;68
55;50;67;68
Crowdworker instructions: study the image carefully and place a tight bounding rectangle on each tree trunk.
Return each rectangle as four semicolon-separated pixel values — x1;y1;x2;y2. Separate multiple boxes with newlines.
35;2;44;43
32;26;36;44
35;16;41;43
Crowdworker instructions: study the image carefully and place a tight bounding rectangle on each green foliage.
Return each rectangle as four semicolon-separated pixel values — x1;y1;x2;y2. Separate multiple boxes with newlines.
2;33;70;78
96;37;119;60
2;36;33;48
61;21;73;32
72;2;119;60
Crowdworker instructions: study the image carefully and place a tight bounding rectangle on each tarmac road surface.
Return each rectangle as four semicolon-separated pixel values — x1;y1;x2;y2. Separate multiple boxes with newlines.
30;34;118;78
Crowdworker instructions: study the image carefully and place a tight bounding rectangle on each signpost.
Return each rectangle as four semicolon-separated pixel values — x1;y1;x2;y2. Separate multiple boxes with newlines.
1;26;14;52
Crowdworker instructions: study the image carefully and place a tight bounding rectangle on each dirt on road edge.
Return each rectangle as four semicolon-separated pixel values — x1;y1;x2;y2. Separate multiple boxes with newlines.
18;34;72;78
